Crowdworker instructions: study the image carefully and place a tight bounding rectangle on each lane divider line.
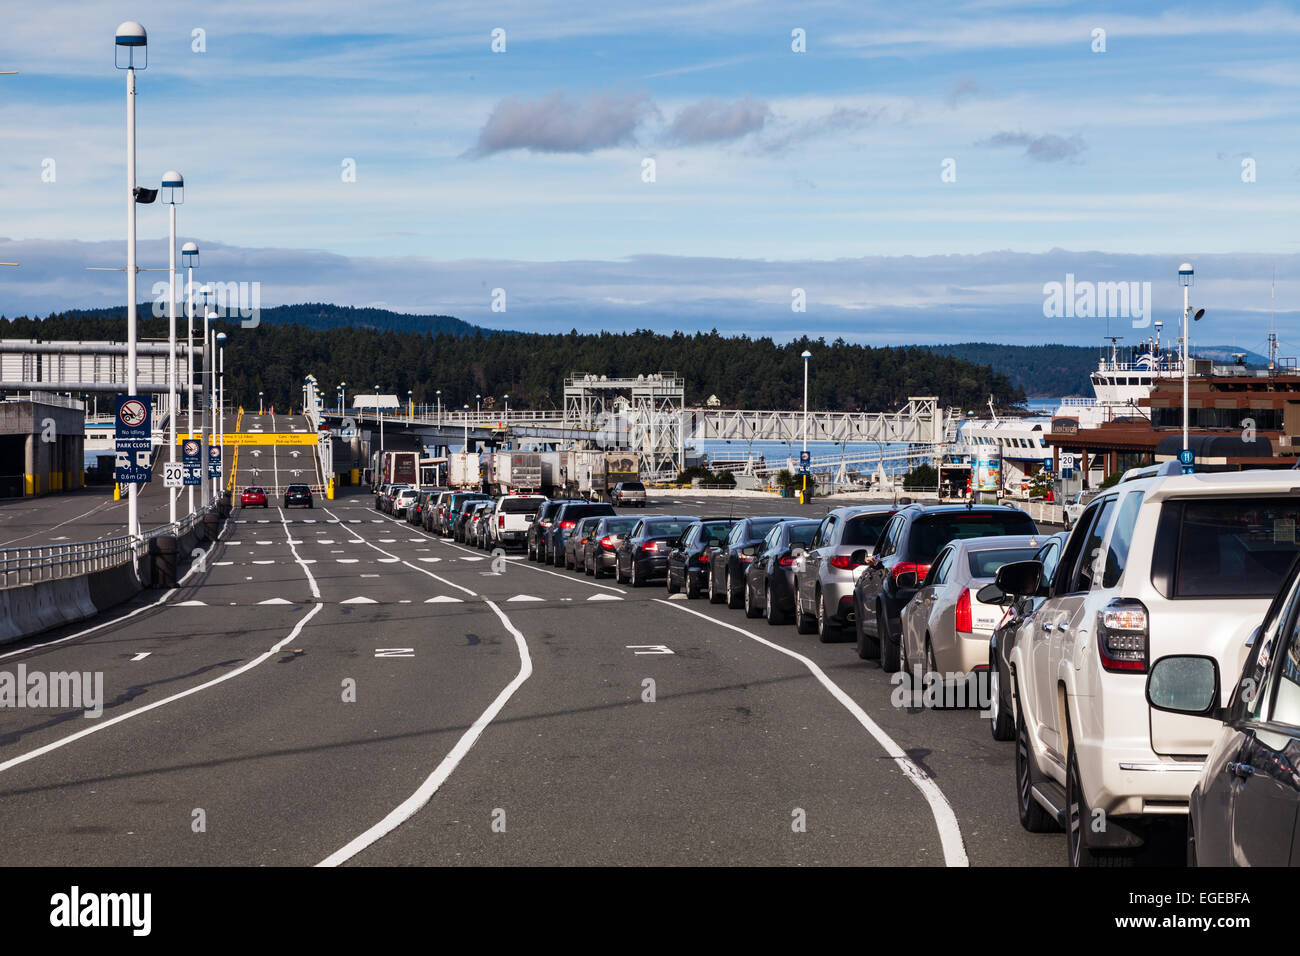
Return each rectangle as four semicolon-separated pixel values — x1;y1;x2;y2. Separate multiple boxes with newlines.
323;507;476;597
654;598;970;868
0;604;324;776
317;598;532;866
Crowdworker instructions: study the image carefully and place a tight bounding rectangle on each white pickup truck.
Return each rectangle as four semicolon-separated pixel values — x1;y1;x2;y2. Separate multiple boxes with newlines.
486;494;547;551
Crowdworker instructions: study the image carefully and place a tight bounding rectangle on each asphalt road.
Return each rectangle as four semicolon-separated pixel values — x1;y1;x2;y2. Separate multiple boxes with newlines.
0;450;1074;865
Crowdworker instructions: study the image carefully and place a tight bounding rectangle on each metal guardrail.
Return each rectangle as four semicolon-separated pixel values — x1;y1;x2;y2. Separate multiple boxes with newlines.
1;500;219;589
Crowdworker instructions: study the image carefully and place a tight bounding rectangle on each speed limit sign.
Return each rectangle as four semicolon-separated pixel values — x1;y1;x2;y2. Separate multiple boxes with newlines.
163;461;184;488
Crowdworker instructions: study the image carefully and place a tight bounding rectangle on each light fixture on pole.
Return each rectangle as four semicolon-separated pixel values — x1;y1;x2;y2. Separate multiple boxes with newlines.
1178;263;1205;456
436;389;442;426
116;20;147;538
181;242;198;513
259;390;264;415
201;308;216;502
375;386;383;453
161;170;183;524
476;393;481;416
503;393;509;428
408;389;413;423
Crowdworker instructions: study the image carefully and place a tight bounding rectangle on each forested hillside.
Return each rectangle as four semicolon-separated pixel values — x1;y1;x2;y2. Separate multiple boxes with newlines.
0;309;1025;412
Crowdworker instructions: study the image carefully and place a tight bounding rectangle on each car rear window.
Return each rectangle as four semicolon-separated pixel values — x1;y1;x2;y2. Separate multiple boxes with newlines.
745;518;783;540
843;513;892;546
968;547;1039;578
561;504;617;520
1163;497;1300;598
621;482;646;491
646;519;693;538
787;522;820;548
502;498;544;514
910;512;1039;562
698;521;735;542
602;518;640;534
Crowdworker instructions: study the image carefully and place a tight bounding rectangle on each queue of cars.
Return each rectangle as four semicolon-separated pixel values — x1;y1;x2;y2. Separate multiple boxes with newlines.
375;464;1300;867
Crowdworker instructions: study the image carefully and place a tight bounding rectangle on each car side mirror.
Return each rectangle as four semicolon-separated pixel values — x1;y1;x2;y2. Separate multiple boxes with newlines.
1146;655;1224;720
896;570;918;589
994;559;1043;597
977;582;1008;606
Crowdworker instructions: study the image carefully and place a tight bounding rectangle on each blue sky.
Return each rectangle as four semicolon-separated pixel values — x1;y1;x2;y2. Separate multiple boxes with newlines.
2;1;1300;349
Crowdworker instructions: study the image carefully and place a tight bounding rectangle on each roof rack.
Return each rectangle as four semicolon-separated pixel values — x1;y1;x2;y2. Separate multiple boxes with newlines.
1119;460;1184;483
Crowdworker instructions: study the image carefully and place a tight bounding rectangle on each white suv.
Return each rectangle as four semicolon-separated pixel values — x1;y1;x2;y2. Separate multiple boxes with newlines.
999;462;1300;866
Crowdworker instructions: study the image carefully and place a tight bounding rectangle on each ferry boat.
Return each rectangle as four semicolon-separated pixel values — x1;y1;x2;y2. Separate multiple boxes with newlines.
956;329;1182;495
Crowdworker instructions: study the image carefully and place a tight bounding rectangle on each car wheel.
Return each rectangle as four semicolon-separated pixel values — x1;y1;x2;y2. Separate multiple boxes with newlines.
565;552;574;570
816;589;840;643
989;657;1015;741
586;557;596;577
878;606;901;672
686;569;701;599
1066;715;1134;867
854;596;880;659
765;583;785;625
1015;684;1061;833
726;569;743;609
616;559;628;584
923;637;943;707
666;569;680;595
630;560;642;587
795;592;817;634
744;576;762;618
708;567;725;604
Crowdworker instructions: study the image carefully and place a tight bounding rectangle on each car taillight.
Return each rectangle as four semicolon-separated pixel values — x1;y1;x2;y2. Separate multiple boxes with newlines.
600;536;614;550
699;551;709;563
560;521;576;530
641;541;659;553
892;562;929;584
778;554;795;567
498;515;505;527
955;589;972;634
829;555;856;570
1097;598;1149;673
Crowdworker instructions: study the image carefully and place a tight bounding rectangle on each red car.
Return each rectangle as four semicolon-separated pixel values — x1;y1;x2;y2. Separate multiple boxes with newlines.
241;486;268;508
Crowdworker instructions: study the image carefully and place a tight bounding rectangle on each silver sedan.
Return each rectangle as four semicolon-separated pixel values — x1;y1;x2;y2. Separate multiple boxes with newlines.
898;534;1044;678
792;505;896;640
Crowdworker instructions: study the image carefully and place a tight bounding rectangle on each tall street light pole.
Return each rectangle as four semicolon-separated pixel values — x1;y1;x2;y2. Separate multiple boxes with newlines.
181;242;198;514
116;21;147;538
216;332;226;495
1179;262;1194;455
162;170;183;524
801;349;811;502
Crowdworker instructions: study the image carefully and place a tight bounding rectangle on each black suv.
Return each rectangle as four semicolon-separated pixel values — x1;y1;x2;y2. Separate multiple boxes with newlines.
852;503;1039;671
708;515;799;609
284;483;313;508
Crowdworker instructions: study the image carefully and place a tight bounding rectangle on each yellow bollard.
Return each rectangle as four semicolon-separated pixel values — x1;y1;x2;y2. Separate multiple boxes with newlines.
114;482;121;501
327;477;335;500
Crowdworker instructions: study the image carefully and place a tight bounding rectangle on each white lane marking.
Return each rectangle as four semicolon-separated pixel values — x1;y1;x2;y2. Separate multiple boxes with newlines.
342;596;378;604
627;644;673;655
317;599;531;867
507;595;543;602
379;538;397;543
0;604;324;776
320;539;335;544
278;507;321;601
426;596;462;603
656;599;970;867
259;598;293;605
436;533;628;595
175;600;207;606
418;557;441;563
130;652;150;661
256;540;273;545
323;508;476;597
588;594;622;601
375;647;414;657
337;559;359;564
0;497;117;547
253;560;275;565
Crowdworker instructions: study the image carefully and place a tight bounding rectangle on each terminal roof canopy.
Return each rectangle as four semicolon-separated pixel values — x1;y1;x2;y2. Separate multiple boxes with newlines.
352;395;401;409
